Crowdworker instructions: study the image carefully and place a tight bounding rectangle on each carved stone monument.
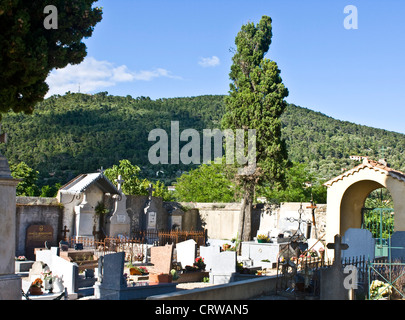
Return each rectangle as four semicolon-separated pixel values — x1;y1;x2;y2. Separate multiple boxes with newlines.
108;175;130;237
0;126;22;299
144;184;158;230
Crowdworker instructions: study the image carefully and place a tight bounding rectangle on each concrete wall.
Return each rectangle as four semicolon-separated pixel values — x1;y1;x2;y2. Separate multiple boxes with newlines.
147;276;279;300
179;201;326;241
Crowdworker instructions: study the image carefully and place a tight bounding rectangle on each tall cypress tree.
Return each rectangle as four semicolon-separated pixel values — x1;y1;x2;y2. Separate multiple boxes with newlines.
0;0;103;119
222;16;290;248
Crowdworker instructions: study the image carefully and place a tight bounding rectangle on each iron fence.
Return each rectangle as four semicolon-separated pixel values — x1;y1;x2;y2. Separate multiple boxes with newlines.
66;229;207;260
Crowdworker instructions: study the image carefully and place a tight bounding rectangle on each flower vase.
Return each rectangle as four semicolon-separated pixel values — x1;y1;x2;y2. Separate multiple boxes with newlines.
44;278;53;293
29;286;43;295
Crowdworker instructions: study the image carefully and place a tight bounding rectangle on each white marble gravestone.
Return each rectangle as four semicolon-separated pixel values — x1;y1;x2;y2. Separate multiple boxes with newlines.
176;239;197;268
74;193;95;239
199;245;220;272
209;251;237;285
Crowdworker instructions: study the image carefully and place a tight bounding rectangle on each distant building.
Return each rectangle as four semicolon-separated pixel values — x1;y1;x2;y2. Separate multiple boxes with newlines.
349;155;368;161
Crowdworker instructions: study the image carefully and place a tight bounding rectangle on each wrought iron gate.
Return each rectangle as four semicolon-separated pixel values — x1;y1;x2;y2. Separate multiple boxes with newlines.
361;207;394;257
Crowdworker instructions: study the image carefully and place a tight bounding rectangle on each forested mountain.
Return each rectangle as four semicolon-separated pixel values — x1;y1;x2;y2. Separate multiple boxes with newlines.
0;92;404;188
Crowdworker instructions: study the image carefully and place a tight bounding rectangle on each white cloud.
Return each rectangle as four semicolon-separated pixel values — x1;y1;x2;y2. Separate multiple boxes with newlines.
45;57;180;97
198;56;220;67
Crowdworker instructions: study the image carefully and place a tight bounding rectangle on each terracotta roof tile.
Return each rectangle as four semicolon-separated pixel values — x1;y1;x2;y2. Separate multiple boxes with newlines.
323;158;405;187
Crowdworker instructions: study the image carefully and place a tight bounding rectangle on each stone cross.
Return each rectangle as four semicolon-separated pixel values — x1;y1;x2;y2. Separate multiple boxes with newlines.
115;175;125;191
97;166;104;175
326;234;349;264
147;183;155;199
61;225;70;241
307;198;318;238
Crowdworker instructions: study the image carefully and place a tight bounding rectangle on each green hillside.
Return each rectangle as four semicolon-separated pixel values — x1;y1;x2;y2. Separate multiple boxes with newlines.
0;92;404;187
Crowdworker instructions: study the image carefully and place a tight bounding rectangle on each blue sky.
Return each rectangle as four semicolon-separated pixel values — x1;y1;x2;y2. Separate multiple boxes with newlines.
46;1;405;134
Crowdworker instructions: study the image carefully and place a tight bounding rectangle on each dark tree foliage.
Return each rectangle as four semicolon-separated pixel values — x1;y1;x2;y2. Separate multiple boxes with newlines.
222;16;290;245
0;0;102;118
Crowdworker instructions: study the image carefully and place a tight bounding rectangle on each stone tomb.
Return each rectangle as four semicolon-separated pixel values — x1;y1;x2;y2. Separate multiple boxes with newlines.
25;224;54;260
94;252;177;300
241;241;285;268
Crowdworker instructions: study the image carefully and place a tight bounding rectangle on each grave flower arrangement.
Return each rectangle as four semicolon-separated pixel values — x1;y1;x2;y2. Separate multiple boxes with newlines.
42;270;53;281
257;234;270;243
15;255;27;261
193;256;206;271
370;280;392;300
129;266;148;275
29;278;43;295
31;278;43;288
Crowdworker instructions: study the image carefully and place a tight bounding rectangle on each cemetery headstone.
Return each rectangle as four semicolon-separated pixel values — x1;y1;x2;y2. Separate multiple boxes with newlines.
390;231;405;261
59;240;69;252
176;239;196;269
150;244;174;274
210;251;237;285
170;208;184;230
108;175;131;237
25;224;54;260
74;193;95;239
342;228;375;260
97;252;126;290
144;184;158;230
320;234;350;300
199;245;220;272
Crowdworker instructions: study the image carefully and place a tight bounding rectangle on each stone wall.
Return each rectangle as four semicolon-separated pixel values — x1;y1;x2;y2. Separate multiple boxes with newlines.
180;201;327;241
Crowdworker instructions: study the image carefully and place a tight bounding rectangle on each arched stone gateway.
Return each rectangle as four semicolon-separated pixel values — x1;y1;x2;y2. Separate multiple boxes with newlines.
323;158;405;253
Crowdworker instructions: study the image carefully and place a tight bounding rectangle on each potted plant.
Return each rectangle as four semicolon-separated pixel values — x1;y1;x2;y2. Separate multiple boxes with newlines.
257;234;269;243
29;278;43;295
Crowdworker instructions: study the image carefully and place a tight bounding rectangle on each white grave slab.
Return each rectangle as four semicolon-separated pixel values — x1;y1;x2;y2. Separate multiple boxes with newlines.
176;239;196;268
